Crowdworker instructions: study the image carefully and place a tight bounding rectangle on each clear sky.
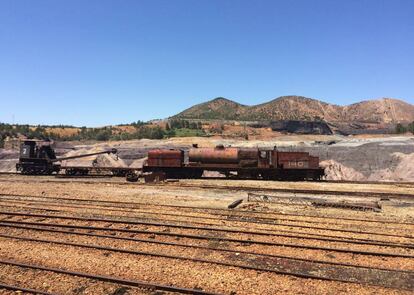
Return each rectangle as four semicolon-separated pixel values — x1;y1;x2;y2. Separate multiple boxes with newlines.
0;0;413;126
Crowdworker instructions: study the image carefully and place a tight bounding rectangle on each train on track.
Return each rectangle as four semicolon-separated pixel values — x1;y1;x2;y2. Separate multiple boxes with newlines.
15;140;128;176
142;144;325;181
15;140;325;181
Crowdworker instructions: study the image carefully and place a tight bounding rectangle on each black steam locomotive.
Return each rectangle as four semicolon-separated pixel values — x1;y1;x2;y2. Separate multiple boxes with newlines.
16;140;117;175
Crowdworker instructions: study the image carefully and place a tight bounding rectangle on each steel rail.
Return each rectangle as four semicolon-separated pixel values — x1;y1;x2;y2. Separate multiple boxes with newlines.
1;219;413;258
0;233;412;291
1;204;413;249
160;182;414;199
0;282;55;295
0;200;366;243
2;222;413;275
0;203;63;213
4;198;408;241
55;175;114;178
1;210;412;240
4;171;414;185
1;195;409;232
1;192;411;226
168;176;414;186
1;176;414;199
0;259;219;295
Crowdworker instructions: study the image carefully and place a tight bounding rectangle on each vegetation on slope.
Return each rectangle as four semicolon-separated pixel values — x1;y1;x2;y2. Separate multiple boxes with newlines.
175;97;246;120
0;119;205;147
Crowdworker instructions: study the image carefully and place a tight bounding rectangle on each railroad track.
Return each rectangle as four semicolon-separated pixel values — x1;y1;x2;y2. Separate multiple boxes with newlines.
1;210;413;257
1;207;413;253
3;171;414;186
0;259;217;295
2;172;414;292
0;216;413;290
0;199;413;247
1;174;414;200
0;282;55;295
1;221;410;273
162;182;414;199
0;197;413;292
1;192;413;226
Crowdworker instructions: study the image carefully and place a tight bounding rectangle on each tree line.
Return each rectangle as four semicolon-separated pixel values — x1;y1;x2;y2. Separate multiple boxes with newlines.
0;119;206;147
395;122;414;134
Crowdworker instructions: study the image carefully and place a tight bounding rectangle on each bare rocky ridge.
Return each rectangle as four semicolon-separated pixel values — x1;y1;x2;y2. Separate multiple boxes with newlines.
175;96;414;124
342;98;414;124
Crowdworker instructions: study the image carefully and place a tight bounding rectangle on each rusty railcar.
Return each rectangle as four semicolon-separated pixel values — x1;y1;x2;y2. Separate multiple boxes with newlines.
143;145;325;181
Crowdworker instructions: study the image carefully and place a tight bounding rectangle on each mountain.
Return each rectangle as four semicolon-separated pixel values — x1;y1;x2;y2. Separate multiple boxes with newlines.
242;96;343;121
342;98;414;124
174;96;414;124
174;97;246;120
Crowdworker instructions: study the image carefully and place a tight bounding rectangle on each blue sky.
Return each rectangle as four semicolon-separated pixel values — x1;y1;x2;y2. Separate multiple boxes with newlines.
0;0;413;126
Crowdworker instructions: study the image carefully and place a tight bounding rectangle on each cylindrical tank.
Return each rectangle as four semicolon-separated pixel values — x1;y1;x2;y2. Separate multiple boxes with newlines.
189;147;239;164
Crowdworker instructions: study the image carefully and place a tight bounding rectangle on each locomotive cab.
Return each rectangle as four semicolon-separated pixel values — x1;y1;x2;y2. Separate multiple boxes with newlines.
16;140;60;175
20;140;36;158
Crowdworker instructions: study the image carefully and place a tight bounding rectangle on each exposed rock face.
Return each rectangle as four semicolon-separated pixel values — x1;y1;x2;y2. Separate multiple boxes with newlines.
270;121;333;135
293;137;414;181
175;96;414;124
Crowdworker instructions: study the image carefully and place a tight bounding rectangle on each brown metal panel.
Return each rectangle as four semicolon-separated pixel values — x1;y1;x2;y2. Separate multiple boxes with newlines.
271;150;278;167
277;152;310;162
308;156;320;169
239;159;258;167
148;149;183;159
238;148;258;159
280;160;310;169
147;149;183;167
147;158;182;167
187;163;240;169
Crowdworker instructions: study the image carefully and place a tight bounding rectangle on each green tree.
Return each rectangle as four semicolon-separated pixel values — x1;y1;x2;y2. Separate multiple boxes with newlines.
395;123;407;134
407;121;414;134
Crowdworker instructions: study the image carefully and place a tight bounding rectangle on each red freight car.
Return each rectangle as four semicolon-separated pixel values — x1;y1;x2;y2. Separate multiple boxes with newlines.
147;149;183;167
143;145;325;181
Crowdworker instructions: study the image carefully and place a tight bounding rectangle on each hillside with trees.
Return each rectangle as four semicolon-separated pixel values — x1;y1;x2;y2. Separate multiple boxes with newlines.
0;119;205;148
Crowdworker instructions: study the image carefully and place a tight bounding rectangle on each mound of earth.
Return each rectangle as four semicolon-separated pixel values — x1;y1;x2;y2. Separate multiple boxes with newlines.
61;147;127;167
320;160;365;181
367;152;414;181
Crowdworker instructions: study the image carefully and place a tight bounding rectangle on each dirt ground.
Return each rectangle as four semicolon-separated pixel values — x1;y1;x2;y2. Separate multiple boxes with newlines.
0;175;413;294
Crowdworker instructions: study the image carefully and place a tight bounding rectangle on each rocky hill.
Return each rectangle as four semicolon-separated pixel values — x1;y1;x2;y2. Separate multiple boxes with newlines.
341;99;414;124
175;97;246;120
175;96;414;124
